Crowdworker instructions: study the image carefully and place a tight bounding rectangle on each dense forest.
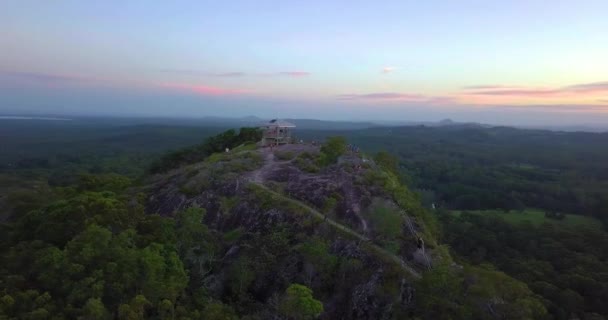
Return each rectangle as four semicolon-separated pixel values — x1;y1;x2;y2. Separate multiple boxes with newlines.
298;125;608;226
439;211;608;318
1;118;607;319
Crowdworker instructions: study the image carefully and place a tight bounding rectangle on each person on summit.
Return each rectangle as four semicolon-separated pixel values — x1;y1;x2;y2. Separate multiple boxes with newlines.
417;236;424;250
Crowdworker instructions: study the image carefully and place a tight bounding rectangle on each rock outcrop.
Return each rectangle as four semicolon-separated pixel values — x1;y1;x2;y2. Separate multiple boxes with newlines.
145;144;437;319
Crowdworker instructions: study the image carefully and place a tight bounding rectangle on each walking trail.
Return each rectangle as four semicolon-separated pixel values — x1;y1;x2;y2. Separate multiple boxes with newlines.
342;178;369;233
254;183;421;279
247;147;420;279
250;148;276;184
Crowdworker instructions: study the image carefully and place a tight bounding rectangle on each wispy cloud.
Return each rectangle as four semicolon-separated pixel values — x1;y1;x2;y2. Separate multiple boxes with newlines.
564;81;608;93
214;72;246;77
494;104;608;112
463;81;608;98
381;67;396;74
338;92;426;101
159;69;310;77
161;83;251;95
158;70;245;77
276;71;310;77
338;81;608;112
462;85;516;90
337;92;455;105
0;70;90;83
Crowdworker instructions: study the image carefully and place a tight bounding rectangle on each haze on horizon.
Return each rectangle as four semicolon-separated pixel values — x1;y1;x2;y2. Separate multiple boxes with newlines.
1;0;608;126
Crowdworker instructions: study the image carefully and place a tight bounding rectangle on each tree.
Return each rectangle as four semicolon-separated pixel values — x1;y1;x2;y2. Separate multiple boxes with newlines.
322;197;337;216
82;298;110;320
203;301;239;320
279;284;323;320
374;151;399;175
238;127;263;143
118;295;151;320
175;207;208;255
319;136;347;165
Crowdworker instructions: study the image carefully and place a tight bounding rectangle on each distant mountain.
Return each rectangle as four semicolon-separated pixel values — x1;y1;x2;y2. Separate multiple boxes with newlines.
519;124;608;133
438;118;455;126
283;118;381;130
195;116;384;130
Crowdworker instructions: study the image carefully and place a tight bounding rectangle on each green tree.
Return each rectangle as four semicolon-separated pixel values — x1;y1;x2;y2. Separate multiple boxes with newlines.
175;207;208;255
322;197;337;216
203;301;239;320
82;298;110;320
118;295;151;320
319;136;347;165
374;151;399;175
465;265;547;319
415;262;470;319
279;284;323;320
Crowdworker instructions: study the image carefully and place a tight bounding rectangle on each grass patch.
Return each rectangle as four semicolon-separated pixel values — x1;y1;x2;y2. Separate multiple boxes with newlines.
365;200;403;239
223;227;244;243
450;209;601;229
231;142;258;153
294;156;320;173
179;185;200;197
274;150;295;160
220;196;240;215
364;199;404;253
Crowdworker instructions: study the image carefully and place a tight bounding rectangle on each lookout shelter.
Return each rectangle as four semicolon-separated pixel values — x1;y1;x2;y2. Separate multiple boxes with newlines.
260;119;295;146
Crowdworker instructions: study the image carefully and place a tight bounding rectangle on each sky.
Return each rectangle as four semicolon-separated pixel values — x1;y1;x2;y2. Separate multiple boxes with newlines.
1;0;608;125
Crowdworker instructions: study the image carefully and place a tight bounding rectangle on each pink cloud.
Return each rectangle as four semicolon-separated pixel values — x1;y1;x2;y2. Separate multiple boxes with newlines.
564;81;608;93
338;92;427;101
277;71;311;77
161;83;251;95
0;71;101;88
494;104;608;112
467;88;559;96
381;67;396;74
159;70;245;77
159;69;310;77
462;81;608;98
213;72;246;77
463;85;519;90
501;104;606;109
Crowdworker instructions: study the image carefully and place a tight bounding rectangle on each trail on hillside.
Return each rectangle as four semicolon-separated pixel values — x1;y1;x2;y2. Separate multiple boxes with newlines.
342;178;369;233
245;146;421;279
249;149;275;183
253;183;421;279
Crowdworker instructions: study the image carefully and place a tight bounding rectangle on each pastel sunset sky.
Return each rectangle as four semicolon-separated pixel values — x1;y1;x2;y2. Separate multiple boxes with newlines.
1;0;608;124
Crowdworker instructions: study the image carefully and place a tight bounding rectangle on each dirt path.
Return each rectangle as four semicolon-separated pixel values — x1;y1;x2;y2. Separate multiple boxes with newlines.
248;144;318;183
249;148;276;183
253;183;421;279
342;179;369;233
245;146;420;279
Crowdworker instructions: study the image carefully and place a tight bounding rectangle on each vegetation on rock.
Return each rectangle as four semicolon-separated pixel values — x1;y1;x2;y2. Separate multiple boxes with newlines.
1;122;606;319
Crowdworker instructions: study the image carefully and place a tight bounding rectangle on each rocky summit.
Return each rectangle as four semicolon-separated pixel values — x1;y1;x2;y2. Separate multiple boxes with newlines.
145;142;437;319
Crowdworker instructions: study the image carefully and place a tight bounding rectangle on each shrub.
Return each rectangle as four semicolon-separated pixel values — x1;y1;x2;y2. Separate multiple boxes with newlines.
294;157;320;173
319;136;347;165
279;284;324;320
149;127;263;173
274;150;295;161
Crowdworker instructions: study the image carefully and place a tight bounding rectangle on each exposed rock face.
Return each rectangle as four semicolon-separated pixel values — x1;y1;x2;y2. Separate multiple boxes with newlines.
351;271;388;320
145;144;434;319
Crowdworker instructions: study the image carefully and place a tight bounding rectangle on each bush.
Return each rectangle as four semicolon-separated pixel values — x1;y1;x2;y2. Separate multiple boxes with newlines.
274;150;295;161
294;157;320;173
319;136;347;165
279;284;324;320
374;151;399;175
149;127;263;173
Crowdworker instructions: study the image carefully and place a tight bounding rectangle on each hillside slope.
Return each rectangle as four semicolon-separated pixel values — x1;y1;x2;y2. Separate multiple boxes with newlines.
144;141;546;319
